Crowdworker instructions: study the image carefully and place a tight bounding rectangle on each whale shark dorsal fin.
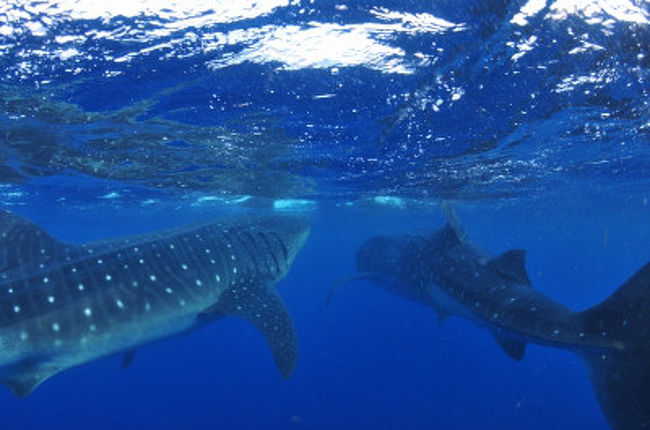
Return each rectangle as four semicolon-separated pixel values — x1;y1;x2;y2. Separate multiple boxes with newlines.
0;209;67;273
439;224;462;248
488;250;532;286
440;202;469;243
202;283;298;379
490;329;526;361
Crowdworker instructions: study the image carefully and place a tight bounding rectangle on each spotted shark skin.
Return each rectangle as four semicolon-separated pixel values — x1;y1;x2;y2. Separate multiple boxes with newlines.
0;210;309;397
346;206;650;430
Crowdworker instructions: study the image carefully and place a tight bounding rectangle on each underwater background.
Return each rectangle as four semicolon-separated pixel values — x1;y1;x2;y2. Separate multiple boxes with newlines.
0;0;649;429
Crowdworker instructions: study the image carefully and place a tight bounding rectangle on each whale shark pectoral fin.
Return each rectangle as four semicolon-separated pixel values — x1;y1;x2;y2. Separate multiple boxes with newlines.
121;349;137;368
488;249;532;286
436;311;449;325
3;362;60;398
490;329;526;361
203;284;298;379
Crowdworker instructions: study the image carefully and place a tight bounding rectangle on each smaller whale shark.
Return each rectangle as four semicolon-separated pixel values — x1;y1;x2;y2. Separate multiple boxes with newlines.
331;205;649;430
0;210;309;396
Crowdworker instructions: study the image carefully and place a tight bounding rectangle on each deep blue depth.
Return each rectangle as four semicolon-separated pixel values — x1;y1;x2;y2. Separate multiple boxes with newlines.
0;197;647;430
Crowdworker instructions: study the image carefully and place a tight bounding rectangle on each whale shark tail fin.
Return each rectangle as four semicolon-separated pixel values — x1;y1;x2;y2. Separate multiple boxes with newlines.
578;263;650;430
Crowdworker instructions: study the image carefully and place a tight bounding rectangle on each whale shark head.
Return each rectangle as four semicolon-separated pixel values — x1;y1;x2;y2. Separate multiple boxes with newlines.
356;236;402;274
355;234;428;301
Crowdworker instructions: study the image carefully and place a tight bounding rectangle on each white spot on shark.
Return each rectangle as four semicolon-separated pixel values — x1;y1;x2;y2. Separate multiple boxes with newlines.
181;264;188;270
195;279;203;286
20;331;28;341
84;308;92;317
43;277;49;283
47;296;55;304
116;299;124;309
52;322;60;332
78;283;85;291
165;288;173;294
150;275;157;282
105;274;112;281
13;305;20;313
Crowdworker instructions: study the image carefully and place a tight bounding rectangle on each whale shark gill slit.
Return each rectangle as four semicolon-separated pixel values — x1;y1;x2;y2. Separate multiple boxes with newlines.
258;232;281;274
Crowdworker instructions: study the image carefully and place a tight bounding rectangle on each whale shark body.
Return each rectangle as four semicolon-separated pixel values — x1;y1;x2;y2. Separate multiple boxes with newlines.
346;207;649;430
0;210;309;397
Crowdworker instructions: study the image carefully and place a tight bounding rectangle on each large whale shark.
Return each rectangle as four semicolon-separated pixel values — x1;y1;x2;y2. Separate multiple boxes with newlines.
0;210;309;397
333;206;649;430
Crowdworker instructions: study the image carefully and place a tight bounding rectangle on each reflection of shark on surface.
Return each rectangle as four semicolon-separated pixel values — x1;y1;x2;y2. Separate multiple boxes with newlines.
0;210;309;397
331;205;650;430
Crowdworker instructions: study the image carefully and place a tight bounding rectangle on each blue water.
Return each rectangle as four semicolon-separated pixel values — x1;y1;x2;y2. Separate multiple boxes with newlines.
1;1;649;429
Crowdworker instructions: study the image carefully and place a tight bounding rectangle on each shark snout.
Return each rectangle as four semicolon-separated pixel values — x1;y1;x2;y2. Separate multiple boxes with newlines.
355;236;400;273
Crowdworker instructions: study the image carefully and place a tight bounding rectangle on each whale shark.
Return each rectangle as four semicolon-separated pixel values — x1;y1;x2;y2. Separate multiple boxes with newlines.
0;210;309;397
332;206;649;430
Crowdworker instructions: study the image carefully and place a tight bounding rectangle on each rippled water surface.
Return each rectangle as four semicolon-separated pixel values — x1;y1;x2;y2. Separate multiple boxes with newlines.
1;0;648;205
